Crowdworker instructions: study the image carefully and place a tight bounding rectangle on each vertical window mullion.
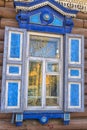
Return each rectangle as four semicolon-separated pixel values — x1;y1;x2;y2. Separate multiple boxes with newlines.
42;60;46;108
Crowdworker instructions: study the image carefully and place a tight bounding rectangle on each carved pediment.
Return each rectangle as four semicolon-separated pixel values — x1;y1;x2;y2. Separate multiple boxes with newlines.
14;0;77;34
14;0;87;13
14;0;78;17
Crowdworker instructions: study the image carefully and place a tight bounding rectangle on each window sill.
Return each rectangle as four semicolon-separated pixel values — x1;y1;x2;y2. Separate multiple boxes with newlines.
15;112;70;126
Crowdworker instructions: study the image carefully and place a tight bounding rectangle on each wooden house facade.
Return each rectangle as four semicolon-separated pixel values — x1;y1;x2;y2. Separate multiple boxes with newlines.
0;0;87;130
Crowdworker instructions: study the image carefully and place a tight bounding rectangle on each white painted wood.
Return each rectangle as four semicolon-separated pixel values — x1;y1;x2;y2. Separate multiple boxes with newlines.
1;26;27;113
25;32;63;111
64;34;84;112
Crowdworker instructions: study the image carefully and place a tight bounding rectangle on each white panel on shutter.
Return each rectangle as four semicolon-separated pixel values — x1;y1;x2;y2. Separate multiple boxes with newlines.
64;34;84;112
1;26;27;113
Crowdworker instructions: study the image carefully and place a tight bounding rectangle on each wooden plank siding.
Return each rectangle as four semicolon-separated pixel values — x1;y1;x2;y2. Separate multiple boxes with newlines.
0;1;5;7
0;1;87;130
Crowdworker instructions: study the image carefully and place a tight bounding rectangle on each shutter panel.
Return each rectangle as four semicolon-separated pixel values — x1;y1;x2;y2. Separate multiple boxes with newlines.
64;34;84;112
1;26;27;113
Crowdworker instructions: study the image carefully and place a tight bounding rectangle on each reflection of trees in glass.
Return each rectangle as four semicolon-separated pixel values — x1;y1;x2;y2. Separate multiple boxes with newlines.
46;75;58;97
46;75;59;106
28;61;42;106
28;98;41;106
47;63;58;72
28;35;61;107
28;89;36;96
29;76;36;86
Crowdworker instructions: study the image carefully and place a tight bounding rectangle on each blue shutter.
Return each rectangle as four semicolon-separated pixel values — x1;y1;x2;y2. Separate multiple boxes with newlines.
1;27;27;112
64;34;84;112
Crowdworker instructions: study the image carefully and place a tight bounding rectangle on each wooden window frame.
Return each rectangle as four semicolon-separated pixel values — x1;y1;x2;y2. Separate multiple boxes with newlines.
24;32;63;111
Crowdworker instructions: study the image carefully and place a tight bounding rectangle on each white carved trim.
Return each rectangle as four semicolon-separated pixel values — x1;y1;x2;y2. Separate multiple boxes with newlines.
15;0;87;13
14;0;34;1
16;1;76;17
55;0;87;13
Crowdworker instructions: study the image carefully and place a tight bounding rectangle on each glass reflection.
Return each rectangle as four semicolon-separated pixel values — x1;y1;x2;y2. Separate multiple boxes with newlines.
29;36;60;58
28;61;42;106
46;75;59;106
47;63;59;72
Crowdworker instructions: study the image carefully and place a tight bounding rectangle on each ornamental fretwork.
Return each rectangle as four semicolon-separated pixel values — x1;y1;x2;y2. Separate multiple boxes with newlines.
55;0;87;13
14;0;87;13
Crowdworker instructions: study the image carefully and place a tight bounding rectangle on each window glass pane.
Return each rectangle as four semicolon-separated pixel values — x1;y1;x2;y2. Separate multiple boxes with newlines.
29;35;60;58
46;75;60;106
27;61;42;106
47;63;59;72
27;34;62;109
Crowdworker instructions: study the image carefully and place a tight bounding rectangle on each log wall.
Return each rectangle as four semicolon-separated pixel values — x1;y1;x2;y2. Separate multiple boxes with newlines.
0;0;87;130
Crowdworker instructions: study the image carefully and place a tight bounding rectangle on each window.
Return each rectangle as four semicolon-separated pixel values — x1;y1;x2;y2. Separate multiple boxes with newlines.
1;27;84;114
26;32;63;110
1;0;84;126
